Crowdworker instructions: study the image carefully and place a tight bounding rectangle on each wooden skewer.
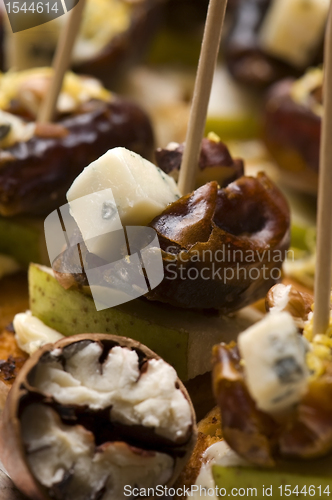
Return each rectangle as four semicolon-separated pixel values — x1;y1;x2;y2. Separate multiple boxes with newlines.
37;0;86;123
313;5;332;335
178;0;228;195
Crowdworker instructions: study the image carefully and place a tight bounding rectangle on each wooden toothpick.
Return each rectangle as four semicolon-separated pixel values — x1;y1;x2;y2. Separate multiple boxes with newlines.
38;0;86;123
178;0;228;195
313;5;332;335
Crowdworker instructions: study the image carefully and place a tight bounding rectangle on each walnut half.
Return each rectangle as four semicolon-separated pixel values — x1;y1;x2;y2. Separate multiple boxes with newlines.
0;334;197;500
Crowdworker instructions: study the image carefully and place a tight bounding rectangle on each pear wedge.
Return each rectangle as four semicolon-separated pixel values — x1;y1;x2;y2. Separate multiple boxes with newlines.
213;458;332;499
206;67;261;140
29;263;263;381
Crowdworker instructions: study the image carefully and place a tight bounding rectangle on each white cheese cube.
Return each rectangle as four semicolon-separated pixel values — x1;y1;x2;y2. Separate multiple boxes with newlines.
259;0;329;68
67;147;181;259
238;312;309;414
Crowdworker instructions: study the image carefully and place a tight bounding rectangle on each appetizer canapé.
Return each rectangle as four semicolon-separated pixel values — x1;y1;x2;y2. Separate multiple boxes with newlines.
53;144;290;312
169;283;331;497
179;284;332;496
0;68;154;216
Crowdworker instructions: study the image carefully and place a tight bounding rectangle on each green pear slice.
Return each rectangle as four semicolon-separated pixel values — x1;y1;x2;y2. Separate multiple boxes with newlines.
205;115;260;141
147;29;202;66
0;216;48;267
213;458;332;499
29;263;262;381
206;66;261;141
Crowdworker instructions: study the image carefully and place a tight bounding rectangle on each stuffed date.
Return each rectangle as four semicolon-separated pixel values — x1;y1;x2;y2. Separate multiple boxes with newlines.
0;68;154;216
263;68;322;194
155;134;244;188
146;172;290;311
212;298;332;465
52;144;290;313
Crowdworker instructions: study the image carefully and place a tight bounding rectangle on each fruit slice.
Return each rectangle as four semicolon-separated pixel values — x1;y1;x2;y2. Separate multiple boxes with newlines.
0;216;48;267
29;263;262;381
206;67;261;140
67;147;181;260
213;458;332;499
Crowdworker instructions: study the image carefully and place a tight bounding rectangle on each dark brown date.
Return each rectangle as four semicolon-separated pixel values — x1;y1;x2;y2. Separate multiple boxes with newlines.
213;342;332;464
155;137;244;188
263;79;320;194
146;172;290;311
212;343;276;467
0;97;154;217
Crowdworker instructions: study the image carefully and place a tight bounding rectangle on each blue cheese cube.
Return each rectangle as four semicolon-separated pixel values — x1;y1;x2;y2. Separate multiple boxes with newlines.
238;312;309;414
259;0;329;68
67;147;181;260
